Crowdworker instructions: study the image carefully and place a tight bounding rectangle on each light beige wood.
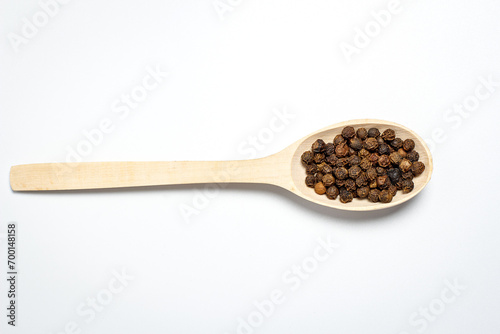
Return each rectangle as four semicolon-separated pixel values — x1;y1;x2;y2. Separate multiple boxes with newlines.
10;119;433;211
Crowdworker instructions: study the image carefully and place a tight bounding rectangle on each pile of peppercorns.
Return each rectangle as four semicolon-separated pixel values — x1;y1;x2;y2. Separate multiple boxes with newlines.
301;126;425;204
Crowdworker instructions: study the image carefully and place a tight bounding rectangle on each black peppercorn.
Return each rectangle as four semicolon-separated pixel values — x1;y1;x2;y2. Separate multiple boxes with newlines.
387;168;401;184
398;148;407;159
401;179;414;194
378;143;391;155
368;189;380;202
348;165;362;179
326;186;339;199
312;139;325;153
365;138;379;151
305;175;315;187
335;142;350;157
325;143;335;156
389;152;402;165
342;126;356;139
410;161;425;176
345;178;356;192
366;167;378;181
334;134;345;146
322;164;333;174
358;148;370;158
379;190;393;203
305;164;318;174
390;138;403;149
357;186;370;198
376;166;387;176
406;150;419;162
399;159;412;173
376;175;390;189
367;128;380;138
313;153;325;164
381;129;396;141
301;151;313;164
402;171;414;180
359;158;372;170
334;167;349;180
355;172;368;187
322;173;335;187
403;139;415;152
339;189;354;203
357;128;368;140
378;155;391;168
348;155;361;166
349;137;364;151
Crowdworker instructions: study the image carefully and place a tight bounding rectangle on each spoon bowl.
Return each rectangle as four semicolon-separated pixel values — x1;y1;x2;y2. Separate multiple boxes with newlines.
286;119;432;211
10;119;432;211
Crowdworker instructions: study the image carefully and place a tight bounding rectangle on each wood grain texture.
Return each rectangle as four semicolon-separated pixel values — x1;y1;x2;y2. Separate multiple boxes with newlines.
10;119;433;211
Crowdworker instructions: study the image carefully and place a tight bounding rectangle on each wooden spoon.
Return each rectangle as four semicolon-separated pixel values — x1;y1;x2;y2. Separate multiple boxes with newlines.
10;119;432;211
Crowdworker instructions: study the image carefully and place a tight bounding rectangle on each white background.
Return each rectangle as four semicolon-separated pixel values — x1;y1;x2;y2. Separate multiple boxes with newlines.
1;0;500;333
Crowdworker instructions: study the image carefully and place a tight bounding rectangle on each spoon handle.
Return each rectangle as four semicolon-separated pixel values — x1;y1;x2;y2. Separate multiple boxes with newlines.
10;158;289;191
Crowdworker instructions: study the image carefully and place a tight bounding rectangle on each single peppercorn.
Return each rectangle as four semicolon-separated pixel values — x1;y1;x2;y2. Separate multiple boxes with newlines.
402;171;414;180
301;151;313;164
376;166;387;176
376;175;390;189
365;137;379;151
406;150;419;162
333;134;345;146
348;165;362;179
381;129;396;141
311;139;325;153
390;138;403;149
339;189;354;203
357;186;370;198
357;128;368;140
387;168;401;184
369;179;378;189
322;173;335;187
401;179;414;194
313;153;325;164
336;157;349;167
345;178;356;192
378;155;391;168
411;161;425;176
324;143;335;156
359;158;372;170
388;185;398;197
376;136;386;146
315;172;324;183
334;167;349;180
378;143;391;155
366;167;378;181
305;164;318;174
335;142;350;157
355;172;368;187
314;182;326;195
399;159;412;173
367;128;380;138
389;152;402;165
322;164;333;174
335;178;346;187
349;137;364;151
358;148;370;158
379;190;393;203
326;155;338;165
305;175;315;187
368;189;380;202
403;139;415;152
326;186;339;199
368;153;380;165
398;148;407;159
341;126;356;139
348;155;361;166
